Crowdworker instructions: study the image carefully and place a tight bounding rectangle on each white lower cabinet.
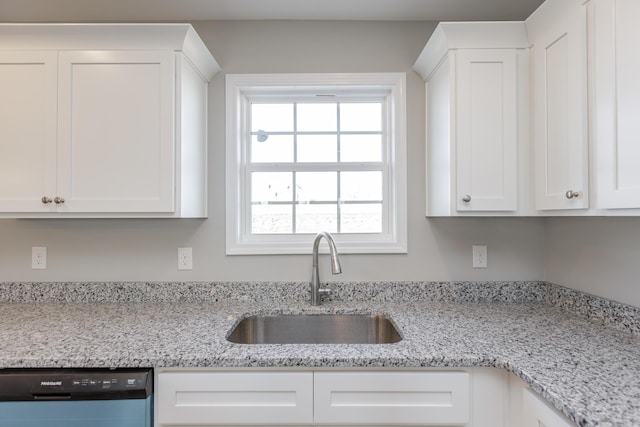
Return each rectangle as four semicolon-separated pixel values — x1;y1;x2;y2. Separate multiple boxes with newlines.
157;368;579;427
157;371;314;425
314;372;469;425
522;387;574;427
155;368;521;427
157;369;477;426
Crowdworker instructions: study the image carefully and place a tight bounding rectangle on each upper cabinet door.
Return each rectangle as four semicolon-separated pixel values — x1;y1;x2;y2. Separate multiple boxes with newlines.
455;49;519;212
56;50;176;213
592;0;640;209
528;0;589;211
0;52;58;213
415;22;529;216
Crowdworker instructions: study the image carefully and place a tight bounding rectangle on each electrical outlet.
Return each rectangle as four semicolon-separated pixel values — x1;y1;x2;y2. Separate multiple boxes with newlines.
178;247;193;271
32;247;47;270
472;245;487;268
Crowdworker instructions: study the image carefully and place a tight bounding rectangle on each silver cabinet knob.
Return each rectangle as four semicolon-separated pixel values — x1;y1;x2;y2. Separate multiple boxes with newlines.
53;196;65;204
565;190;580;199
462;195;471;203
41;196;52;204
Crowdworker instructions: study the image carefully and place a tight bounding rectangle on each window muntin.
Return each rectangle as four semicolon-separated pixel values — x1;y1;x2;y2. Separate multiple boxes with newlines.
226;73;407;254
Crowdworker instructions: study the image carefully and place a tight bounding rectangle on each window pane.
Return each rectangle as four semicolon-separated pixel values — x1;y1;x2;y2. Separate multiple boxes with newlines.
341;171;382;201
340;103;382;132
341;204;382;233
297;135;337;162
297;103;337;132
296;172;337;202
340;135;382;162
251;134;294;163
252;172;292;202
252;204;292;234
297;204;337;233
252;103;293;132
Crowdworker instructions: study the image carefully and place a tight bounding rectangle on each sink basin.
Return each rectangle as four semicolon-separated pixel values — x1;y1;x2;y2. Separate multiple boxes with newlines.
227;314;402;344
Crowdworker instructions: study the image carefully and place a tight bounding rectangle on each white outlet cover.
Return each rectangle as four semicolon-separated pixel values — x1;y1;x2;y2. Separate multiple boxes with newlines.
32;246;47;270
472;245;487;269
178;247;193;271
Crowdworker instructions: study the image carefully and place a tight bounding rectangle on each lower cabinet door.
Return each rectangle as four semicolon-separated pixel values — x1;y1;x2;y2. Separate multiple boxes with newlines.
157;371;314;425
314;371;470;425
522;388;575;427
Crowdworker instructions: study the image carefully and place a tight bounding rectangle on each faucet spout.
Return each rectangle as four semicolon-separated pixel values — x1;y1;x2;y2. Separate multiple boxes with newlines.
311;231;342;306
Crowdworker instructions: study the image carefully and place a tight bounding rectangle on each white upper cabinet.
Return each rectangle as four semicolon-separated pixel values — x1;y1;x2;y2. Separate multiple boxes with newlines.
527;0;589;211
414;23;531;216
455;49;519;212
414;0;640;216
56;50;176;214
0;24;219;218
0;52;57;213
590;0;640;210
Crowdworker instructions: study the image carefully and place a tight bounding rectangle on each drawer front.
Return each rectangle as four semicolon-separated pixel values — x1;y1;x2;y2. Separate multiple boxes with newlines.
314;371;470;425
158;371;313;425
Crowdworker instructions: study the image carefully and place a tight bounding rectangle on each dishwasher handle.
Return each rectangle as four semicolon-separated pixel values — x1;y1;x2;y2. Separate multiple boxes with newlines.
33;394;72;401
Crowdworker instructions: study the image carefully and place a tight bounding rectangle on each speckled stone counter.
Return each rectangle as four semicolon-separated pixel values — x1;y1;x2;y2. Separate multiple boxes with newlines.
0;281;639;427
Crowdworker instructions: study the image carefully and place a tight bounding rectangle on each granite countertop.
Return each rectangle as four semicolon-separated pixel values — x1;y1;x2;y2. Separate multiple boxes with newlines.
0;281;639;427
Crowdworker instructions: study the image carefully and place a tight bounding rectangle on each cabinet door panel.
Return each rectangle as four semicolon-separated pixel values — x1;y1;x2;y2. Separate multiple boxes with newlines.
530;2;589;210
523;388;574;427
0;52;57;212
594;0;640;208
57;50;175;213
157;371;313;425
456;49;518;212
314;371;470;425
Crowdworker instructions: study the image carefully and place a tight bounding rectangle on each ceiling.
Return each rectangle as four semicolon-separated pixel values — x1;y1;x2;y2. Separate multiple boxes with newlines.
0;0;545;22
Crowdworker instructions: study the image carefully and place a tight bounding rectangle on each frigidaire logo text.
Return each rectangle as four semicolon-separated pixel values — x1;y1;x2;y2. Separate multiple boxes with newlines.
40;381;62;386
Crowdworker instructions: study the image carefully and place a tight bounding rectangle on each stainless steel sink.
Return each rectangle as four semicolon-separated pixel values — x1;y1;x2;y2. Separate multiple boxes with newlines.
227;314;402;344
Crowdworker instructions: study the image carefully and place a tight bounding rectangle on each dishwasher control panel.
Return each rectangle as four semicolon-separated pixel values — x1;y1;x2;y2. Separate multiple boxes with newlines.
0;368;152;400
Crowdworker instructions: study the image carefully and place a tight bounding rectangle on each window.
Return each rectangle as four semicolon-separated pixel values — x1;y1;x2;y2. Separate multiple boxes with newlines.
226;73;407;254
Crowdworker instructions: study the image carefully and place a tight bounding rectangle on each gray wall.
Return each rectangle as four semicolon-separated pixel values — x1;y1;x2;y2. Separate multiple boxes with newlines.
0;21;546;289
544;217;640;308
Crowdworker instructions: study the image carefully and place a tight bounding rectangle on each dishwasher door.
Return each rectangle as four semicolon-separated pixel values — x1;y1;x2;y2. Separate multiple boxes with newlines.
0;398;152;427
0;368;153;427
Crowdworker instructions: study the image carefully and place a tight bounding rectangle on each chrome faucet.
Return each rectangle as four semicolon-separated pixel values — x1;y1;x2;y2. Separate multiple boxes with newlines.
310;231;342;306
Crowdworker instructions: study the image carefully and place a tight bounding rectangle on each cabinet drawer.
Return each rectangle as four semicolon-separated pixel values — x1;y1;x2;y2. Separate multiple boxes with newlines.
158;371;313;425
314;371;470;425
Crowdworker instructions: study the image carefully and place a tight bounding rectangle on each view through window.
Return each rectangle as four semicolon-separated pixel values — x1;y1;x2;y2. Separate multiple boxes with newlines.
249;100;384;234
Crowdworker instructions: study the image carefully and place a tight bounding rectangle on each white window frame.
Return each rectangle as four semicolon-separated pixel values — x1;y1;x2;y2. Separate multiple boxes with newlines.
226;73;407;255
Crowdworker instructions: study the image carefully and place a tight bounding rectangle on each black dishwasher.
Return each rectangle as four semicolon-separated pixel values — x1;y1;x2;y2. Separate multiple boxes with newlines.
0;368;153;427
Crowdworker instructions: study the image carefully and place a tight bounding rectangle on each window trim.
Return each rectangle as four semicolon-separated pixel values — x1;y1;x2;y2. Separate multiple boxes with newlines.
225;73;407;255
